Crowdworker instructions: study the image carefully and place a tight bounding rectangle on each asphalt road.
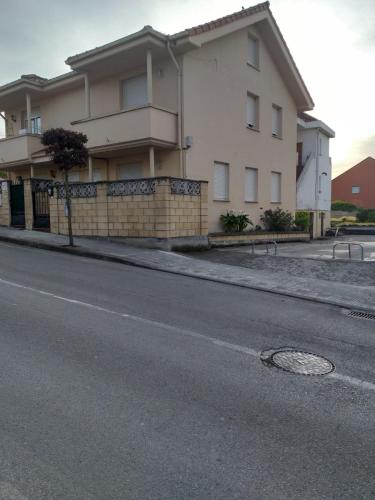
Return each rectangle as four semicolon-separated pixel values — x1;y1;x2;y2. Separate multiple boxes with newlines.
0;242;374;499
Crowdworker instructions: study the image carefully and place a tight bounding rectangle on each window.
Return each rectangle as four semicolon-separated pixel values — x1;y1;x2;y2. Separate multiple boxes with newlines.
271;172;281;203
213;162;229;201
118;163;143;180
121;74;148;109
319;137;323;156
352;186;360;194
247;36;259;68
68;171;80;182
246;93;259;129
21;107;42;134
93;168;102;182
272;105;282;138
245;167;258;202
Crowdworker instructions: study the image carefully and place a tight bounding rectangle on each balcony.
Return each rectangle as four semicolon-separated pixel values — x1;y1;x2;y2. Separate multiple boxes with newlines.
0;134;42;168
71;106;177;152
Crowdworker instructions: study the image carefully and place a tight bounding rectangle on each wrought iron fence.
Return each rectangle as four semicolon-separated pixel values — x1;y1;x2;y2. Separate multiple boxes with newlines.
170;178;201;196
57;183;97;199
107;178;156;196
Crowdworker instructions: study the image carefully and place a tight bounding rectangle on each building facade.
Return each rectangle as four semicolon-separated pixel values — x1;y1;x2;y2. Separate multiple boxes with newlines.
296;112;335;237
0;1;315;240
332;157;375;209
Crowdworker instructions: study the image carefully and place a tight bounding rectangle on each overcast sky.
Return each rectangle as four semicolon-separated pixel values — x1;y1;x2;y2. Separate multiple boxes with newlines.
0;0;373;177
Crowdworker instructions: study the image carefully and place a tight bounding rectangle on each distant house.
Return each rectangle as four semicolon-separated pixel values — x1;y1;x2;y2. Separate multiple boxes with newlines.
296;112;335;237
332;157;375;209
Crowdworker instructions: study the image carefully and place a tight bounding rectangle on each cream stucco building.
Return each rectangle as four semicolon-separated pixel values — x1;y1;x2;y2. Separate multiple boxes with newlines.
0;1;315;238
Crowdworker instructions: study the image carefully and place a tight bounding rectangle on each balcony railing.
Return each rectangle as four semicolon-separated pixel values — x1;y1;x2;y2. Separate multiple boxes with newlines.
71;105;177;150
0;134;42;167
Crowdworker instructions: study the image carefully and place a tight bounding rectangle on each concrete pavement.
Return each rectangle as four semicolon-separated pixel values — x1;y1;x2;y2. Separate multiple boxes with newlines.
0;226;374;312
0;243;374;498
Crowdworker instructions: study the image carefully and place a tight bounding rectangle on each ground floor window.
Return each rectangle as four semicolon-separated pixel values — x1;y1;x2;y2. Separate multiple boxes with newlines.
271;171;281;203
118;163;143;180
213;162;229;201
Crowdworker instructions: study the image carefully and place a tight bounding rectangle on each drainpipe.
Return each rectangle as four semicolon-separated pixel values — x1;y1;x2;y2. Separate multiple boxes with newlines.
167;37;184;178
314;129;320;237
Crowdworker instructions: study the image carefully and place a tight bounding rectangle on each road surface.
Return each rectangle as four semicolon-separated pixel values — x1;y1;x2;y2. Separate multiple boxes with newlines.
0;242;374;499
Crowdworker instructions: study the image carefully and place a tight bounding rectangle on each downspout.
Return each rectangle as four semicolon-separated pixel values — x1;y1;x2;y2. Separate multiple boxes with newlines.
315;129;320;236
167;37;184;178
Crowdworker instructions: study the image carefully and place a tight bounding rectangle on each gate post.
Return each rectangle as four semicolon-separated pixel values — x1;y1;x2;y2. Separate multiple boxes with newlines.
23;179;34;230
0;181;11;227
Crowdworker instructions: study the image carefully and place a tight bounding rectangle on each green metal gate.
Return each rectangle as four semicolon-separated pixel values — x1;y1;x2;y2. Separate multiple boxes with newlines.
32;179;52;231
10;180;25;227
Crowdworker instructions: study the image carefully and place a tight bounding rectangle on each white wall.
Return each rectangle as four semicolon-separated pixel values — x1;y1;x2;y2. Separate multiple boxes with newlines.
297;127;331;211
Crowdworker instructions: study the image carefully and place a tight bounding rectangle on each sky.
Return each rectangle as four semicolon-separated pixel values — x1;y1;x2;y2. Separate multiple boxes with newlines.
0;0;374;178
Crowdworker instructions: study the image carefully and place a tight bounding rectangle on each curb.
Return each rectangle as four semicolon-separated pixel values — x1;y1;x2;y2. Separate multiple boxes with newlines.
0;233;374;314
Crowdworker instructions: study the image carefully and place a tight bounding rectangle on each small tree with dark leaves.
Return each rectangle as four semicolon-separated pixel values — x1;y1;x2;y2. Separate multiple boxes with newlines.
42;128;88;246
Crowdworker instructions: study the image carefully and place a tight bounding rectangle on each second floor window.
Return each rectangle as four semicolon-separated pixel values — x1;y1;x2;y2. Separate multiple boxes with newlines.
21;107;41;134
247;36;259;68
352;186;360;194
121;74;147;110
246;93;259;130
272;105;282;138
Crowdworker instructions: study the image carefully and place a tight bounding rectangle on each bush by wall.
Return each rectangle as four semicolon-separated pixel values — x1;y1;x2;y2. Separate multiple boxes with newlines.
294;211;310;231
220;211;253;233
357;208;375;222
331;200;358;212
260;208;294;231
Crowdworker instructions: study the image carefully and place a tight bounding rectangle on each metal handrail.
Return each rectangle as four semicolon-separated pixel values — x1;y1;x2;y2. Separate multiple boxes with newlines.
332;241;364;261
251;240;278;256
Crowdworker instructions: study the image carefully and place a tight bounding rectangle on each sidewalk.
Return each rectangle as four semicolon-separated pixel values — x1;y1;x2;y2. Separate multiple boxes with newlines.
0;226;374;312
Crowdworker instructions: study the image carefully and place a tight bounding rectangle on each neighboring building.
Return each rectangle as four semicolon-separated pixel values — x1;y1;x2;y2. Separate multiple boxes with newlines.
0;1;315;240
296;112;335;237
332;157;375;209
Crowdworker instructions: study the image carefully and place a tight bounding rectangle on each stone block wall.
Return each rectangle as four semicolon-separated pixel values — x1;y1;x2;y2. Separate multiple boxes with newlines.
50;177;208;239
0;181;11;227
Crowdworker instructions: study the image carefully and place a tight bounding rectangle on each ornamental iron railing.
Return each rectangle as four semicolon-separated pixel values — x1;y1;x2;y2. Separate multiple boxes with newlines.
107;178;156;196
170;178;201;196
57;183;97;199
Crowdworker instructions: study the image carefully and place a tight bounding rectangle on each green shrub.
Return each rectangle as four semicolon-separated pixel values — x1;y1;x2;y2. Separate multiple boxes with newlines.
260;208;294;231
220;211;253;233
294;211;309;231
357;208;375;222
331;200;358;212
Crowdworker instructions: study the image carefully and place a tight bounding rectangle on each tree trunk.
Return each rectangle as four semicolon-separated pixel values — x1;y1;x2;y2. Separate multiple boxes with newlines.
64;170;74;246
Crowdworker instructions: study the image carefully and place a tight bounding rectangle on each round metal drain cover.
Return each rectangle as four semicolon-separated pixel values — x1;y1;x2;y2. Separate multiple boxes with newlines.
270;350;334;376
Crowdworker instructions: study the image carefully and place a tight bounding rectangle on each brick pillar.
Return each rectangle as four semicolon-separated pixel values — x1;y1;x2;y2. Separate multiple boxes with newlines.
154;178;171;238
0;181;11;227
23;179;34;230
200;181;208;235
49;187;59;235
96;183;109;237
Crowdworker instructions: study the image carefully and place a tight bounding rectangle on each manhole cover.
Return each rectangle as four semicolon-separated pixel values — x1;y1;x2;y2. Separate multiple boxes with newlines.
269;350;334;376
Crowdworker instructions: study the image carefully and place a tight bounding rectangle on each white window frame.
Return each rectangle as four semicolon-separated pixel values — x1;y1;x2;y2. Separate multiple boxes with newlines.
246;92;259;130
213;162;229;201
272;105;282;138
352;186;360;194
121;74;148;110
247;35;259;68
245;167;258;202
271;172;281;203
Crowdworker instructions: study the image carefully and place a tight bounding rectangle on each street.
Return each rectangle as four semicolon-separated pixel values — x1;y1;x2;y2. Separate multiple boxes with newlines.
0;242;374;499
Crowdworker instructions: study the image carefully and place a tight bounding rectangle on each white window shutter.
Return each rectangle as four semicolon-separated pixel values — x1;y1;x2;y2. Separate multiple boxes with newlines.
248;37;258;66
245;168;258;202
122;74;148;109
272;106;281;136
271;172;281;202
246;94;257;128
214;162;229;200
118;163;143;180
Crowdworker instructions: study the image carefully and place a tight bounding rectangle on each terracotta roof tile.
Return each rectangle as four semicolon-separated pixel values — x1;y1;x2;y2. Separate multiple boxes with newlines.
185;2;270;36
